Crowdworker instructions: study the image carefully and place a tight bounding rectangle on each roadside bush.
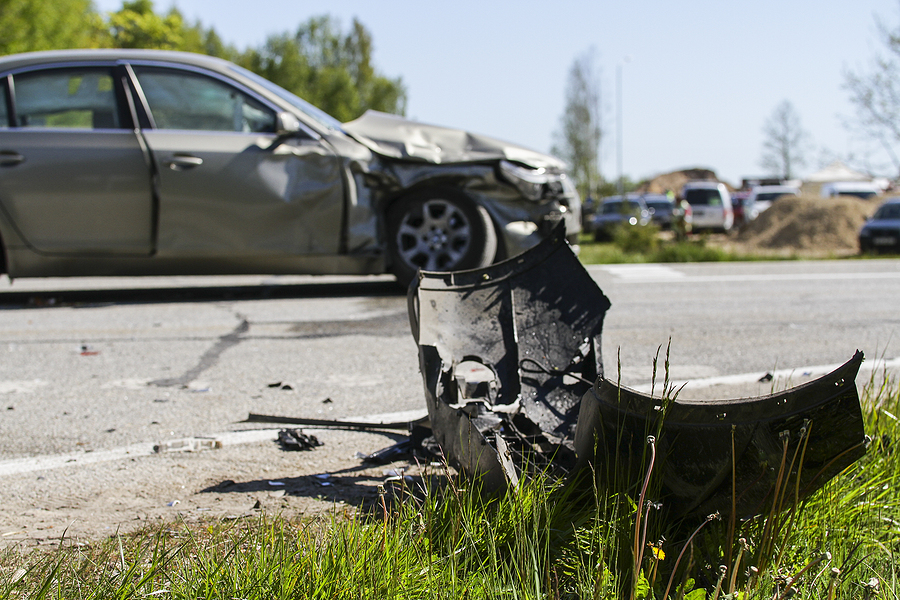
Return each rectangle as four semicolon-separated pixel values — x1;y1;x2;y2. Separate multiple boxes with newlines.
613;224;660;254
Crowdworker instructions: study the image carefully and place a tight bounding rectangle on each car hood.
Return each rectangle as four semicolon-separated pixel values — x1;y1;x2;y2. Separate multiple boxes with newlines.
863;218;900;229
342;110;566;171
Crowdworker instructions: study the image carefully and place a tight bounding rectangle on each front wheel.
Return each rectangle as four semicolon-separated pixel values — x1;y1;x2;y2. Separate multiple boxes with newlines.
387;188;497;287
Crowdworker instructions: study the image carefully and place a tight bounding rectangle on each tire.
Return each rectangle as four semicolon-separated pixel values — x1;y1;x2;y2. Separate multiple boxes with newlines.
387;188;498;287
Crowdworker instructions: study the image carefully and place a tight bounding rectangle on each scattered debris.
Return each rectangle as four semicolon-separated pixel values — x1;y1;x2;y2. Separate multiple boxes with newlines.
276;428;322;451
153;437;222;453
267;481;285;487
759;372;774;382
79;344;99;356
267;381;294;391
166;500;179;507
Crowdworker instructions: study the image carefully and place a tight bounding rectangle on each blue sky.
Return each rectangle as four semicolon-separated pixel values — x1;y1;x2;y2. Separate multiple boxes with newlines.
95;0;899;187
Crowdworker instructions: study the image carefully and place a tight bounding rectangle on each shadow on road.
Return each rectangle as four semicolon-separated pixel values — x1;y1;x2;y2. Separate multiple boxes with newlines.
0;279;405;307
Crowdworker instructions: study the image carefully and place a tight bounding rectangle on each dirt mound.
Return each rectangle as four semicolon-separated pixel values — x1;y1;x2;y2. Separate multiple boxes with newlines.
639;168;723;194
734;195;874;255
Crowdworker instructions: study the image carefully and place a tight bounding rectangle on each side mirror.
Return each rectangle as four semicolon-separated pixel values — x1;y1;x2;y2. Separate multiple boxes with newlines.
275;112;301;136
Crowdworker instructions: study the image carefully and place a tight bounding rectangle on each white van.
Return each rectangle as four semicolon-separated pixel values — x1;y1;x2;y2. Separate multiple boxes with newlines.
682;181;734;232
747;184;800;213
820;181;881;199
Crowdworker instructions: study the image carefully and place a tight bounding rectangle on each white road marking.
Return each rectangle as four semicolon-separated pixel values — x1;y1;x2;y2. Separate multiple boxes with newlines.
0;380;48;394
631;356;900;394
598;264;685;281
0;409;429;477
591;265;900;284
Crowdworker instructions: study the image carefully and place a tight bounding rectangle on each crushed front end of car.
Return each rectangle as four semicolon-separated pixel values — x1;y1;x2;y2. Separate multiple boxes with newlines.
341;111;580;282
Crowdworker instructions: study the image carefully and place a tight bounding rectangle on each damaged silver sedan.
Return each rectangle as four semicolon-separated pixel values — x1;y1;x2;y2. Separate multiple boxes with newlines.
0;50;579;285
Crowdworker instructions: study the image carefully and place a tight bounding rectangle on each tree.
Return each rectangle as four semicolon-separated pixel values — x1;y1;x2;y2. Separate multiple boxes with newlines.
552;50;603;200
759;100;809;180
237;16;406;122
844;8;900;177
0;0;105;55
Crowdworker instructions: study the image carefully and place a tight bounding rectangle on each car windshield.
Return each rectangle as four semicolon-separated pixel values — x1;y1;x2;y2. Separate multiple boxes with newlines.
228;64;344;132
838;191;877;199
684;188;722;206
874;203;900;220
602;201;642;215
645;200;671;211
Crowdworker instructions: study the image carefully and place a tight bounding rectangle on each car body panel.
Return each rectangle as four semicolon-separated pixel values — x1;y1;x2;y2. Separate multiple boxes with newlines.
0;128;153;255
0;49;580;280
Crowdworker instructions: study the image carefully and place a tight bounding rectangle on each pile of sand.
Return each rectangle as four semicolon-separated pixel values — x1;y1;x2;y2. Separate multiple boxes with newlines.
732;195;875;256
638;168;722;195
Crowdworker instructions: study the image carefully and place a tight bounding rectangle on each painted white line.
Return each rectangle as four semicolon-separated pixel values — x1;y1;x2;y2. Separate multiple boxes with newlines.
0;408;429;477
590;265;900;284
599;265;686;281
631;356;900;394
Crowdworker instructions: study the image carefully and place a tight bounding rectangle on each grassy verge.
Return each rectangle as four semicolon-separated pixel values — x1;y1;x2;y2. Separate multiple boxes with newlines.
1;371;898;599
577;226;786;264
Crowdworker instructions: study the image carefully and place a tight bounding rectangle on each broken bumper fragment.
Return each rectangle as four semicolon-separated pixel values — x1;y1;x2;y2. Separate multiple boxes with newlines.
409;224;868;520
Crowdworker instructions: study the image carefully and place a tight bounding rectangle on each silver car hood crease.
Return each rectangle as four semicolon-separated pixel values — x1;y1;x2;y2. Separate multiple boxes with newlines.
343;110;566;170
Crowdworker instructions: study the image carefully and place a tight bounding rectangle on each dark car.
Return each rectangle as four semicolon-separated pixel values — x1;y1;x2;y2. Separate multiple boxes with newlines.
859;197;900;253
642;195;675;229
592;195;650;241
0;50;580;286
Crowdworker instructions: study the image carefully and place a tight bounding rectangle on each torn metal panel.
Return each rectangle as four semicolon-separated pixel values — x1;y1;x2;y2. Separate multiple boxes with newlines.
344;110;568;170
410;225;610;489
574;351;867;519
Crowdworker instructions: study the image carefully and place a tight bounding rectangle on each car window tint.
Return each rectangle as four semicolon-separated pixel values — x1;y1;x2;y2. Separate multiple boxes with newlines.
134;69;275;133
685;189;721;206
14;68;120;129
0;81;8;128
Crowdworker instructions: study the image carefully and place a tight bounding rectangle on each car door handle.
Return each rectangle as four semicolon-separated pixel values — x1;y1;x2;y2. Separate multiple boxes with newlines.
163;154;204;171
0;151;25;167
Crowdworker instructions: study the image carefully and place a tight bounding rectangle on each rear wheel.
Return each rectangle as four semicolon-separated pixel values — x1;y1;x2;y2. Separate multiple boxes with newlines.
387;188;497;287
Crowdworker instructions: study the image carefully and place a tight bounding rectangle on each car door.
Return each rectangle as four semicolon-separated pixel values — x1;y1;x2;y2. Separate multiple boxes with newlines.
129;65;345;258
0;66;153;255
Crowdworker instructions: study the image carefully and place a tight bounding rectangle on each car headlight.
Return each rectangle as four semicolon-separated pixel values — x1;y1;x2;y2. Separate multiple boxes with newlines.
499;160;552;201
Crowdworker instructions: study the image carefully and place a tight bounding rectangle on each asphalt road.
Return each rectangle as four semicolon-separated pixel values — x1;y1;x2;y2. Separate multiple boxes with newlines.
0;260;897;543
1;260;899;457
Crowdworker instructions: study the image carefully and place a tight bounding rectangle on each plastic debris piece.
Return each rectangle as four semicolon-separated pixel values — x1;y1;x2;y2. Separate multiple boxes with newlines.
267;481;285;486
277;428;322;451
153;437;222;453
166;500;180;507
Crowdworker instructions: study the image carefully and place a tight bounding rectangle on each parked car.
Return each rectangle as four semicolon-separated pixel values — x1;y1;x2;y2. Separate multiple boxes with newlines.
859;197;900;253
821;181;881;199
0;49;580;286
592;195;650;240
747;185;800;213
681;181;733;232
642;195;675;229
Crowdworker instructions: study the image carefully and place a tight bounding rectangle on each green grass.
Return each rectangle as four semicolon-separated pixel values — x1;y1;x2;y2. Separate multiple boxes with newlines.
2;371;899;599
576;227;786;264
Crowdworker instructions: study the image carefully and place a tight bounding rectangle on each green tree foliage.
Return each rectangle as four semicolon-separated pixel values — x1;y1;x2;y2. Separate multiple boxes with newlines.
1;2;404;122
238;16;406;121
0;0;105;55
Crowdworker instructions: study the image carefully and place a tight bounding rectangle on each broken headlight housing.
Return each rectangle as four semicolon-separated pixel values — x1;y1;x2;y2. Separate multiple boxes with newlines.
499;160;564;201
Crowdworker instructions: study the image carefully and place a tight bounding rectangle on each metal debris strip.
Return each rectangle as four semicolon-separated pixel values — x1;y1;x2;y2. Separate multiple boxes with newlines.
409;224;868;520
409;225;611;491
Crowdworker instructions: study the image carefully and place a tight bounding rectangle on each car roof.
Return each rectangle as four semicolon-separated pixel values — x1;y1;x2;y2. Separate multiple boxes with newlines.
0;49;234;73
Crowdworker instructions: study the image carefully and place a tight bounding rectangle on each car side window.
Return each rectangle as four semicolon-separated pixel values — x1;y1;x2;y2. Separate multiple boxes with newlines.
134;68;275;133
13;68;121;129
0;79;8;128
